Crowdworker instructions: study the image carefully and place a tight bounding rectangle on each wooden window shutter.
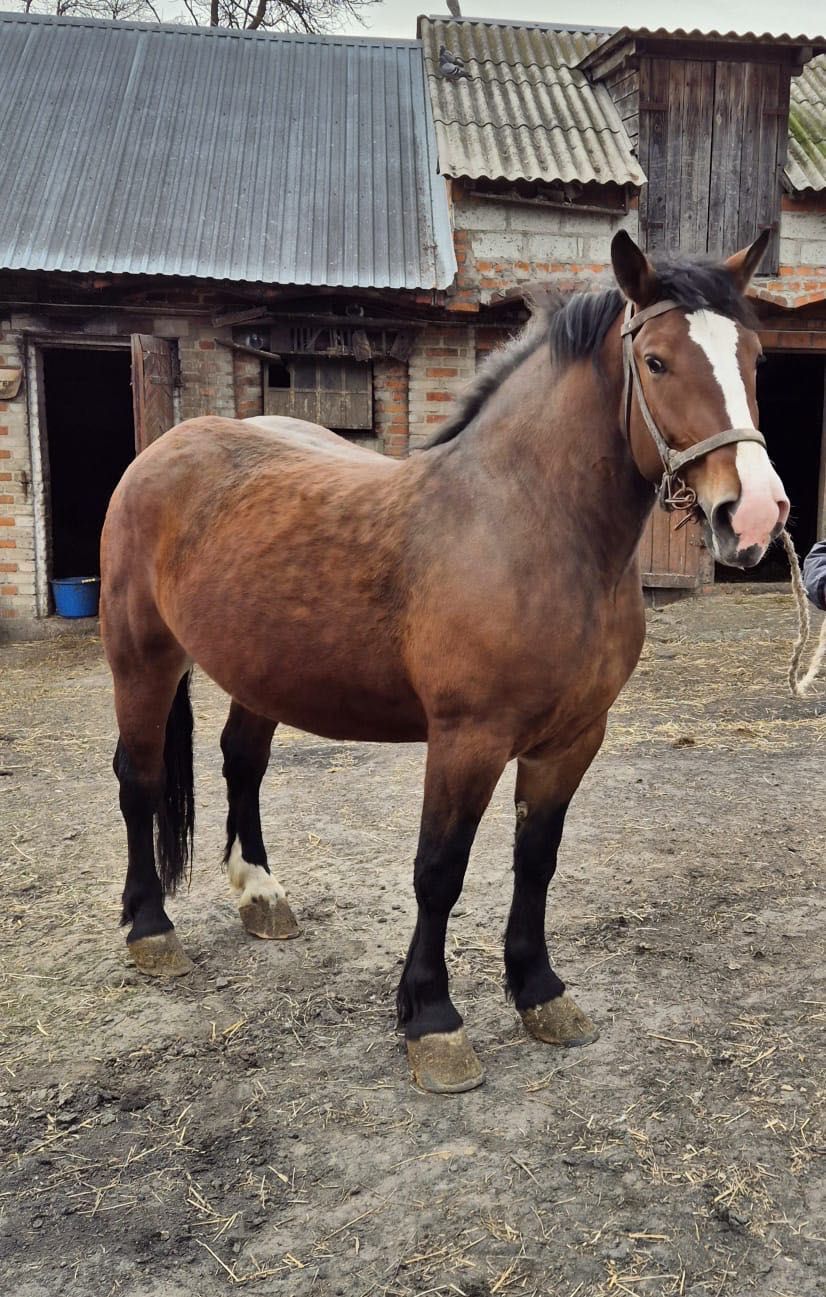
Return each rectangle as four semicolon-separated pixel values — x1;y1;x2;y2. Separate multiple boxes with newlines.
265;358;373;430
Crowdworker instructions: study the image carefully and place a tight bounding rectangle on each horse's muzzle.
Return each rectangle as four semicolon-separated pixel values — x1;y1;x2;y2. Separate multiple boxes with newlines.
704;503;786;569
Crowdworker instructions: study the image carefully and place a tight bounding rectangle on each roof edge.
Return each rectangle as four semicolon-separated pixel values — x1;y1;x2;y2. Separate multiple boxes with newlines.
0;10;422;47
579;25;826;78
417;14;617;38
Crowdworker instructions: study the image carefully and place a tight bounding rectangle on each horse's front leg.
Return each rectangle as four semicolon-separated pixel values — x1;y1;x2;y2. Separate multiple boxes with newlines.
504;718;607;1048
397;727;508;1094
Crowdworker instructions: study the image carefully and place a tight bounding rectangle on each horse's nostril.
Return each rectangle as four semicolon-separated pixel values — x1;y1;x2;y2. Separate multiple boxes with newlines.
711;500;736;536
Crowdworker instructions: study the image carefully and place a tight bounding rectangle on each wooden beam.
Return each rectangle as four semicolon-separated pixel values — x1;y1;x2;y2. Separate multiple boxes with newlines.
215;339;283;363
641;572;699;589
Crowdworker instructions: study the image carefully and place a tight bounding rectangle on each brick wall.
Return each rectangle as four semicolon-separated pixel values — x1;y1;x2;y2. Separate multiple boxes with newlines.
178;331;235;420
0;311;240;631
0;320;37;625
373;358;409;458
233;350;264;421
407;325;476;450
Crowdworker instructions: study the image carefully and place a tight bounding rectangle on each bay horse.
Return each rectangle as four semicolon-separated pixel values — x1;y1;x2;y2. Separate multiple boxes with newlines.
101;232;789;1093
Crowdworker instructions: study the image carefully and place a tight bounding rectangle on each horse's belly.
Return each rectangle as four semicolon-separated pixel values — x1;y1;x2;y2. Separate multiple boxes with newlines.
184;626;427;742
236;677;428;743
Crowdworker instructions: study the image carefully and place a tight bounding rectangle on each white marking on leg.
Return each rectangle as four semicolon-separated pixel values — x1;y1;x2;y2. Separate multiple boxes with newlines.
227;841;286;908
686;310;788;549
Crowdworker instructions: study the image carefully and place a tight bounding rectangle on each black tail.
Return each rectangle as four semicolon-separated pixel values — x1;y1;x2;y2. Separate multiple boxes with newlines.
155;671;195;895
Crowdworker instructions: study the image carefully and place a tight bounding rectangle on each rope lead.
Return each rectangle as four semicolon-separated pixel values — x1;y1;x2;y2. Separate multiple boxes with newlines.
781;529;826;697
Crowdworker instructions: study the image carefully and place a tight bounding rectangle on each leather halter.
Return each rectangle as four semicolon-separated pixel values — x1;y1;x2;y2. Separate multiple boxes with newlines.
620;299;767;515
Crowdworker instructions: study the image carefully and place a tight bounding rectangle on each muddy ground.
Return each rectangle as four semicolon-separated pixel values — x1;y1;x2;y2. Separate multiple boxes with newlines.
0;588;824;1297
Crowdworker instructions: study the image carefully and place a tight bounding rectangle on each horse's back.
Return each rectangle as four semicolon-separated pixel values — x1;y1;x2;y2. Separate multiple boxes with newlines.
243;415;383;461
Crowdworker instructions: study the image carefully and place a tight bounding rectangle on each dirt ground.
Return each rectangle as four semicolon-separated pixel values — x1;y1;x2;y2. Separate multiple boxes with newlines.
0;588;824;1297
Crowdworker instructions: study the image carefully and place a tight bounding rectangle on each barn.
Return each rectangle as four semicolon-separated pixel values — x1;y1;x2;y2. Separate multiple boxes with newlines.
0;12;457;634
1;12;825;634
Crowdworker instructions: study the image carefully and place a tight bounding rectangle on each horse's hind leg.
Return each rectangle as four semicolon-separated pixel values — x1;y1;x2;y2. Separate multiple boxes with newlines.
220;700;299;940
504;717;607;1047
113;654;195;977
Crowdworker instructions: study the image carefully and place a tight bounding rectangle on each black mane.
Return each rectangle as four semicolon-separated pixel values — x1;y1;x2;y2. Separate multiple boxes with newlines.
549;256;759;367
427;255;758;447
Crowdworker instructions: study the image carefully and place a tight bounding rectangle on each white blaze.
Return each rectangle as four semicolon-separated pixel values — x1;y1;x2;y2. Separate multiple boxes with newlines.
686;310;787;550
227;841;286;908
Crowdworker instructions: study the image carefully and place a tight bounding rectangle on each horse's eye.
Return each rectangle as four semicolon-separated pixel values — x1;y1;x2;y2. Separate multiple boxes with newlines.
645;356;665;375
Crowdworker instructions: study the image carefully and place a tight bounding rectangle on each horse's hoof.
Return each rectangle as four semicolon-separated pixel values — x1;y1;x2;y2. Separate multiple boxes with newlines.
239;896;300;940
520;993;599;1047
406;1028;485;1094
128;930;194;978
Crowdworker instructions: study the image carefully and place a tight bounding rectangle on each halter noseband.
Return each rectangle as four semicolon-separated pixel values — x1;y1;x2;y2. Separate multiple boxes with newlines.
620;299;766;517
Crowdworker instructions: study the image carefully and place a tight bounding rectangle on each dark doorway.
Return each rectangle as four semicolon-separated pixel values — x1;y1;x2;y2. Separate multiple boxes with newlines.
716;351;825;582
43;347;135;580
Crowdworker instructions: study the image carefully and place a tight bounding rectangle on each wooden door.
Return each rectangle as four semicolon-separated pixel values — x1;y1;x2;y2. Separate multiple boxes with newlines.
131;335;176;452
639;508;713;593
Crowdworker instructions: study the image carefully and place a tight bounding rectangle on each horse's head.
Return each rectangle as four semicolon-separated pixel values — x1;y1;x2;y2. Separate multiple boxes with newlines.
610;230;789;569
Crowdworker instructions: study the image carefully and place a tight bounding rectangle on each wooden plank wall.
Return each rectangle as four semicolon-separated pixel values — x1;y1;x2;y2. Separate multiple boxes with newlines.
604;65;640;152
638;56;789;268
639;507;711;589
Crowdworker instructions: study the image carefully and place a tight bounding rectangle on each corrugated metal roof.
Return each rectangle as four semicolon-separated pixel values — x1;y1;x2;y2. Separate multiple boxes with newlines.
0;12;456;290
418;17;646;188
788;54;826;192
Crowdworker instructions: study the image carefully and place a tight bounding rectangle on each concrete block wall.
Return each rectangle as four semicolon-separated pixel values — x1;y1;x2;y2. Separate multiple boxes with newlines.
778;206;826;271
452;189;639;304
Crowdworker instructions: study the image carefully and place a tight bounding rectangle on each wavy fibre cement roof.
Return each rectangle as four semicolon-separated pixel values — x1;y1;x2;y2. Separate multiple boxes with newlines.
421;16;826;195
419;17;645;188
788;54;826;192
0;13;456;289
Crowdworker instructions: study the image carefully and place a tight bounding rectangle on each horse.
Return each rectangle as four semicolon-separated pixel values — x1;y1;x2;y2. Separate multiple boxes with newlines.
100;230;789;1093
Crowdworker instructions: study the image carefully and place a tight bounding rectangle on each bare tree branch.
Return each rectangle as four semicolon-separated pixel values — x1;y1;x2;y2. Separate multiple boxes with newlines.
14;0;379;31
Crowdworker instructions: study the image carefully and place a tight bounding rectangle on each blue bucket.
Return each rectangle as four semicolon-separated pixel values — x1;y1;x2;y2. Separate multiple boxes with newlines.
51;576;100;618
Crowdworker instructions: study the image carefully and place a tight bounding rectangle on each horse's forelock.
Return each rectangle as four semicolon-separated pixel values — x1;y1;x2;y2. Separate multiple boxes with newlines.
651;256;758;331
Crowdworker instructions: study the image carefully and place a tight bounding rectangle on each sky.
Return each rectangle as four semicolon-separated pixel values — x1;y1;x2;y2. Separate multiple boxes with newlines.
336;0;825;38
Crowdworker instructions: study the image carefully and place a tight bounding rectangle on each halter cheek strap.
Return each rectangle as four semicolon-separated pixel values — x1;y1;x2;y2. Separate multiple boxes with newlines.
620;300;767;515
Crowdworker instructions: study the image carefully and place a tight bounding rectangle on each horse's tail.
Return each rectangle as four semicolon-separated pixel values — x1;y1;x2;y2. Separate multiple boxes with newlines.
155;670;195;895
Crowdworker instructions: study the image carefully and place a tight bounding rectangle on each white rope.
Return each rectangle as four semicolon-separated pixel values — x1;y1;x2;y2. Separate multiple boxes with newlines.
781;528;826;697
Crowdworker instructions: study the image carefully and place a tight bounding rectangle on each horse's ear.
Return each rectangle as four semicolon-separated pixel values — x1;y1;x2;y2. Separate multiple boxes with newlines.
611;231;657;306
726;228;771;291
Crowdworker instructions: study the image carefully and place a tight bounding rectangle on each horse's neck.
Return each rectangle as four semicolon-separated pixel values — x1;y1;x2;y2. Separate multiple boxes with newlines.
457;322;654;578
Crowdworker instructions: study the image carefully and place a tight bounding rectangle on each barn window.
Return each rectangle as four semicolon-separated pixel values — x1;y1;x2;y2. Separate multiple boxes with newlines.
265;357;372;430
268;360;291;389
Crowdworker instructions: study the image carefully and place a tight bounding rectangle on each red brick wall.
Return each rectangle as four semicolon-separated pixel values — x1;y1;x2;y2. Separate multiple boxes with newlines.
408;326;477;450
373;359;409;458
233;351;264;420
